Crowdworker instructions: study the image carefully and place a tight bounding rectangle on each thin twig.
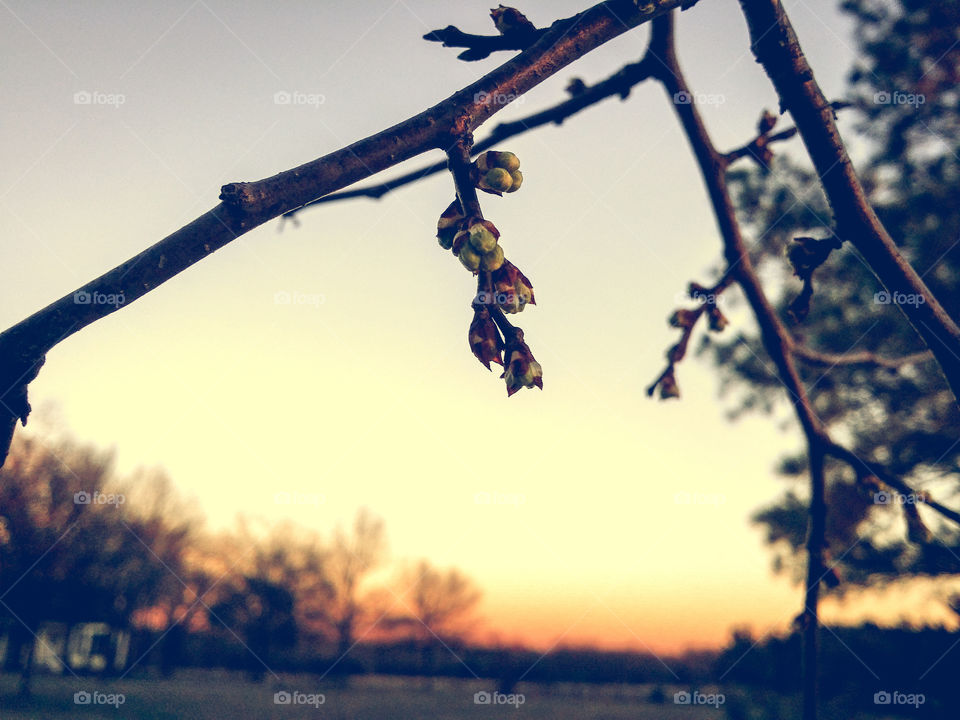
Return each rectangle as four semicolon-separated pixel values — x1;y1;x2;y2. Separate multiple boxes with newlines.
285;55;656;215
791;343;933;370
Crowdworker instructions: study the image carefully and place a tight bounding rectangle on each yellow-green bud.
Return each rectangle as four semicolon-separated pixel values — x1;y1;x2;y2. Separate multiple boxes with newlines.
481;245;505;271
481;168;513;193
459;245;482;272
505;170;522;193
469;224;498;254
490;151;520;172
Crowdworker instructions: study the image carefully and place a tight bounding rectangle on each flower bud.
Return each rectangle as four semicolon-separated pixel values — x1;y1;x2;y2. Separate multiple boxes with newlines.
459;244;482;272
488;151;520;172
489;7;536;37
468;223;498;254
437;198;465;250
757;109;777;135
707;306;728;332
505;170;523;192
468;307;504;370
669;309;697;329
476;150;520;173
491;260;535;314
501;329;543;396
480;167;514;193
452;229;471;256
481;245;505;272
659;370;680;400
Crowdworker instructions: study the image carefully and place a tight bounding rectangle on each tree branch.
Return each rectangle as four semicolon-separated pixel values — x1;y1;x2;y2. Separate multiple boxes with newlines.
647;11;826;442
801;441;826;720
286;54;657;214
790;343;933;370
0;0;689;469
737;0;960;408
423;25;542;62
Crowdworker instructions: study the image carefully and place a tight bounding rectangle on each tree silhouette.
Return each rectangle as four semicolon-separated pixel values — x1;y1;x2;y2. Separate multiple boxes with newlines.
0;434;197;693
388;559;482;675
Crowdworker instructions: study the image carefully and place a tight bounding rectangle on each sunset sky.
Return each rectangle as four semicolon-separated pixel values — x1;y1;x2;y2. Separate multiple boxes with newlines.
0;0;945;658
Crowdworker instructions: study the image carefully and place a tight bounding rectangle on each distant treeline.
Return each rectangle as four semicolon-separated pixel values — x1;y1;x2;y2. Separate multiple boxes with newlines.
718;624;955;718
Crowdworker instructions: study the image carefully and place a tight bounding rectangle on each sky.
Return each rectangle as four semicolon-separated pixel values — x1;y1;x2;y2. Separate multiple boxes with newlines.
0;0;946;658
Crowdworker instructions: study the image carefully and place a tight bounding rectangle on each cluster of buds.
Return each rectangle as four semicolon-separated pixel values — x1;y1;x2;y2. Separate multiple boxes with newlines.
468;304;542;396
437;200;505;273
475;151;523;195
438;146;541;396
478;261;535;315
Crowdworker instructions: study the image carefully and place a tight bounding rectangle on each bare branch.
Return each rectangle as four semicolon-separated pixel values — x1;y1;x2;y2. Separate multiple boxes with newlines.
287;55;656;214
801;442;826;720
423;25;541;62
721;102;849;168
0;0;688;468
824;441;960;527
424;4;542;61
738;0;960;408
791;343;933;370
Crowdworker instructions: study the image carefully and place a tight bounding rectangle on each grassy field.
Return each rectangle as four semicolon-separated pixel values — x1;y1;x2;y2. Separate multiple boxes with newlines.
0;671;908;719
0;671;742;719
